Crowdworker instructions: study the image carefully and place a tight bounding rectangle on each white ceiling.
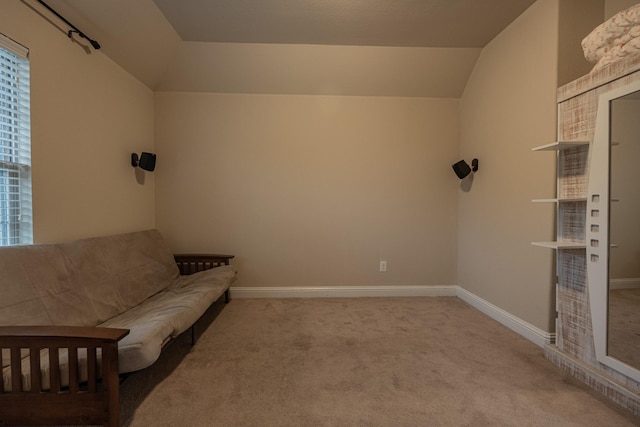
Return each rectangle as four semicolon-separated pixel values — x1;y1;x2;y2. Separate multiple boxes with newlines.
42;0;536;96
152;0;536;47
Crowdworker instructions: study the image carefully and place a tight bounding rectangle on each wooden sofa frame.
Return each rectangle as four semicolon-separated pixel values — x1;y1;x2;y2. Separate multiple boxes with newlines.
0;254;233;427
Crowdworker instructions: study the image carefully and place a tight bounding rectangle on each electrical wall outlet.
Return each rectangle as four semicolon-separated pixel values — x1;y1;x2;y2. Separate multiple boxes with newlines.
379;260;387;272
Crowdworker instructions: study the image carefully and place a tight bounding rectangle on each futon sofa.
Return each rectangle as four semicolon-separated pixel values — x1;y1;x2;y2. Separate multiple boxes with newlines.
0;229;236;426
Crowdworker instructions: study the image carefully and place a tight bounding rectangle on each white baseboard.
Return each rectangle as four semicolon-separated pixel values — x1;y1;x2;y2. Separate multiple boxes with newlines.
455;287;555;348
230;285;457;299
610;278;640;290
229;284;553;348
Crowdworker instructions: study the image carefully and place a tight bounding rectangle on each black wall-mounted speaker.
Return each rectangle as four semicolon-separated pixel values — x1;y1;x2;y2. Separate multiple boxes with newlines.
452;160;471;179
138;152;156;172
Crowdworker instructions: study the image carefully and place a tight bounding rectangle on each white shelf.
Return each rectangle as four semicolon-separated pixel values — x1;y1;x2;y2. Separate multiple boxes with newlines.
532;141;590;151
531;241;586;249
532;197;587;203
532;197;617;202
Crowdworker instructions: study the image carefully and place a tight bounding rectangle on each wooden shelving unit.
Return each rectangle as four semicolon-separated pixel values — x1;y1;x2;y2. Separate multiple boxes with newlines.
532;140;590;252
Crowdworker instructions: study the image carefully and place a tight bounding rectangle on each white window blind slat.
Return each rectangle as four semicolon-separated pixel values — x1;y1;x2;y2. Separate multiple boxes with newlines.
0;33;31;246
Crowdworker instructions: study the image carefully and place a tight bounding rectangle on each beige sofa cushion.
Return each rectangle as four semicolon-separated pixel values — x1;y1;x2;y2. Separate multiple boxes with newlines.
99;265;236;373
0;229;180;328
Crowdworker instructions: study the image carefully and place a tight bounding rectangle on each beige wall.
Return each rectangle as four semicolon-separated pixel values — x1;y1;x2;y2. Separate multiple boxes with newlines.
155;93;459;287
0;1;155;243
458;0;559;331
557;0;604;86
557;0;635;86
605;0;640;19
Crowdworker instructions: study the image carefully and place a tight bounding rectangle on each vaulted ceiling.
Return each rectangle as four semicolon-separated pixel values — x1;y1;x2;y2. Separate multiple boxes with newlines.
43;0;536;96
152;0;536;47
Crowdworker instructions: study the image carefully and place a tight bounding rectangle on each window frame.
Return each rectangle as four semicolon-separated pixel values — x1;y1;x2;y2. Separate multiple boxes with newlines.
0;33;32;246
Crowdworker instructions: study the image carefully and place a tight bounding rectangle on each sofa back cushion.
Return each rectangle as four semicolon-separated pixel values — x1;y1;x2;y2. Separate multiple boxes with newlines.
0;229;179;328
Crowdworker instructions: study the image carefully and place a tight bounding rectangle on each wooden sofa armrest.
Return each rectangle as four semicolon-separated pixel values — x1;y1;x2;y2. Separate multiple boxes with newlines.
0;325;129;427
0;325;130;341
174;253;235;275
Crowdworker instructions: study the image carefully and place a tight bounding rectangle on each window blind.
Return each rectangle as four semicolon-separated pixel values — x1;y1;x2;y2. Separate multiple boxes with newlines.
0;33;31;246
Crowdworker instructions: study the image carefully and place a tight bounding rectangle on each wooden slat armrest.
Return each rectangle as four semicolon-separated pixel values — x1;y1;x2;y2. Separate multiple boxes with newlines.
0;325;129;343
174;254;234;264
174;254;235;275
0;325;129;426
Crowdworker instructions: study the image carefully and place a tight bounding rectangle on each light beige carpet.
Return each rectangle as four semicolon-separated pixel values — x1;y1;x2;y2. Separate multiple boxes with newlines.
119;297;640;426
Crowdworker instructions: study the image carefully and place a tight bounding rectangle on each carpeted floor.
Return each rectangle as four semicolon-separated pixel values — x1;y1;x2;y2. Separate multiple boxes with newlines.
119;297;640;426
